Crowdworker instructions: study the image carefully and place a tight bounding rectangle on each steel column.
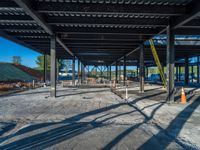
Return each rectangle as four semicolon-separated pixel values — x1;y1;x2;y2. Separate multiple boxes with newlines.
72;57;75;85
197;56;199;83
166;24;175;102
139;44;144;93
185;56;189;85
115;61;118;83
107;66;109;79
123;56;126;86
178;66;181;82
81;63;84;83
137;61;139;80
43;53;47;83
176;66;178;81
146;66;149;80
78;60;80;84
56;59;59;81
110;65;112;81
50;35;56;97
191;65;194;82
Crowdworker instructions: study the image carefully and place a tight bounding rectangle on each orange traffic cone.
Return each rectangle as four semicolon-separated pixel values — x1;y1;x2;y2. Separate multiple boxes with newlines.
181;87;187;104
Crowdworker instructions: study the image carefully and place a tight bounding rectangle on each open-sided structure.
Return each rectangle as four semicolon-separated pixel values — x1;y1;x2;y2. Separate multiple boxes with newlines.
1;0;200;101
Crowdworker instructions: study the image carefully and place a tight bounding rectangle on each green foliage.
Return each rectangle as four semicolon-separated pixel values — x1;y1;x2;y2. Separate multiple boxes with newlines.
36;55;51;70
36;55;69;71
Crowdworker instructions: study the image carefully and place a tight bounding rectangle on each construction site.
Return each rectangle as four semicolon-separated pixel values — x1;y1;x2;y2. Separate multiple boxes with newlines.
1;0;200;149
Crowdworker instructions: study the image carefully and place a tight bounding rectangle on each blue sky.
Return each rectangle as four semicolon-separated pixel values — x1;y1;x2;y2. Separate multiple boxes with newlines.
0;37;40;68
0;36;136;71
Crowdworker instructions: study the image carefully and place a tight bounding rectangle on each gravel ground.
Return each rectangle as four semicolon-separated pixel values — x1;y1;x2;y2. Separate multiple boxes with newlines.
0;85;197;149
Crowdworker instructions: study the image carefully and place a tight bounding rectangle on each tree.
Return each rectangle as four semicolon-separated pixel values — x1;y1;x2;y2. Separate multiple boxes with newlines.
58;59;66;72
36;55;50;70
36;55;68;71
12;56;21;65
65;60;72;72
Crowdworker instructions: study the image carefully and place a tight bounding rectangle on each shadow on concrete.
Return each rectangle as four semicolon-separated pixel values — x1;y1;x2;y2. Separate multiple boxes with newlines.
0;122;16;136
57;89;108;97
3;88;109;98
0;91;199;149
103;96;200;150
137;96;200;150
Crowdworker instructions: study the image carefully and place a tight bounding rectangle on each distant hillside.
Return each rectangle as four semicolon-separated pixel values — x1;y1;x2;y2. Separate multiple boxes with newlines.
0;63;41;82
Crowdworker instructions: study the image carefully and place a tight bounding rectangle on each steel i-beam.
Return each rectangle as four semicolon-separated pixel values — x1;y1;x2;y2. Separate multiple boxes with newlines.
166;24;175;102
50;35;56;97
139;44;144;93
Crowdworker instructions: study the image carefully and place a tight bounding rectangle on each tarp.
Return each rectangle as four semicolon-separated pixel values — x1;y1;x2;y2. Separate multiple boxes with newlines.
0;63;37;82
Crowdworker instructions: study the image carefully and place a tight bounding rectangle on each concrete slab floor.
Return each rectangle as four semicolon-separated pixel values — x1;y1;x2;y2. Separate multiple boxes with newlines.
0;85;199;149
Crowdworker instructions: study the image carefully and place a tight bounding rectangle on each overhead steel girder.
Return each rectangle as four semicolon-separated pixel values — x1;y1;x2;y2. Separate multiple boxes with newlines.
0;0;19;7
0;25;42;30
55;27;200;35
0;15;32;21
0;30;42;54
158;0;200;35
13;0;74;57
173;0;200;28
36;2;185;16
47;16;168;27
55;27;161;35
58;34;149;40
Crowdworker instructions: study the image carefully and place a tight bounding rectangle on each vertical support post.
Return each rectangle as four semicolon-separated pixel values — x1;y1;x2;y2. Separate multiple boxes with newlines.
197;56;200;83
139;44;144;93
84;65;86;81
185;56;189;85
119;65;121;82
50;35;56;97
123;56;126;86
191;65;194;83
176;66;178;82
178;66;181;82
72;57;75;86
146;66;148;80
43;53;47;83
78;60;80;84
115;61;118;83
107;66;109;80
136;61;139;80
56;59;59;82
109;65;112;81
166;24;175;102
81;62;83;84
81;63;84;84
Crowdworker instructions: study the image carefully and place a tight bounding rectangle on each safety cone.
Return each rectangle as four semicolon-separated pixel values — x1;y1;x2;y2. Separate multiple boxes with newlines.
181;87;187;104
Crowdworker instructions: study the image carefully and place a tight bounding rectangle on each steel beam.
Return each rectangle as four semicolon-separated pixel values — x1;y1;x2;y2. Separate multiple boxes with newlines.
185;56;189;85
173;0;200;28
198;56;200;83
47;16;167;27
166;24;175;102
139;45;144;93
123;56;126;86
115;61;118;83
50;35;56;97
36;2;185;16
72;57;75;86
56;27;160;35
110;65;112;81
78;60;80;84
43;53;48;83
13;0;74;57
